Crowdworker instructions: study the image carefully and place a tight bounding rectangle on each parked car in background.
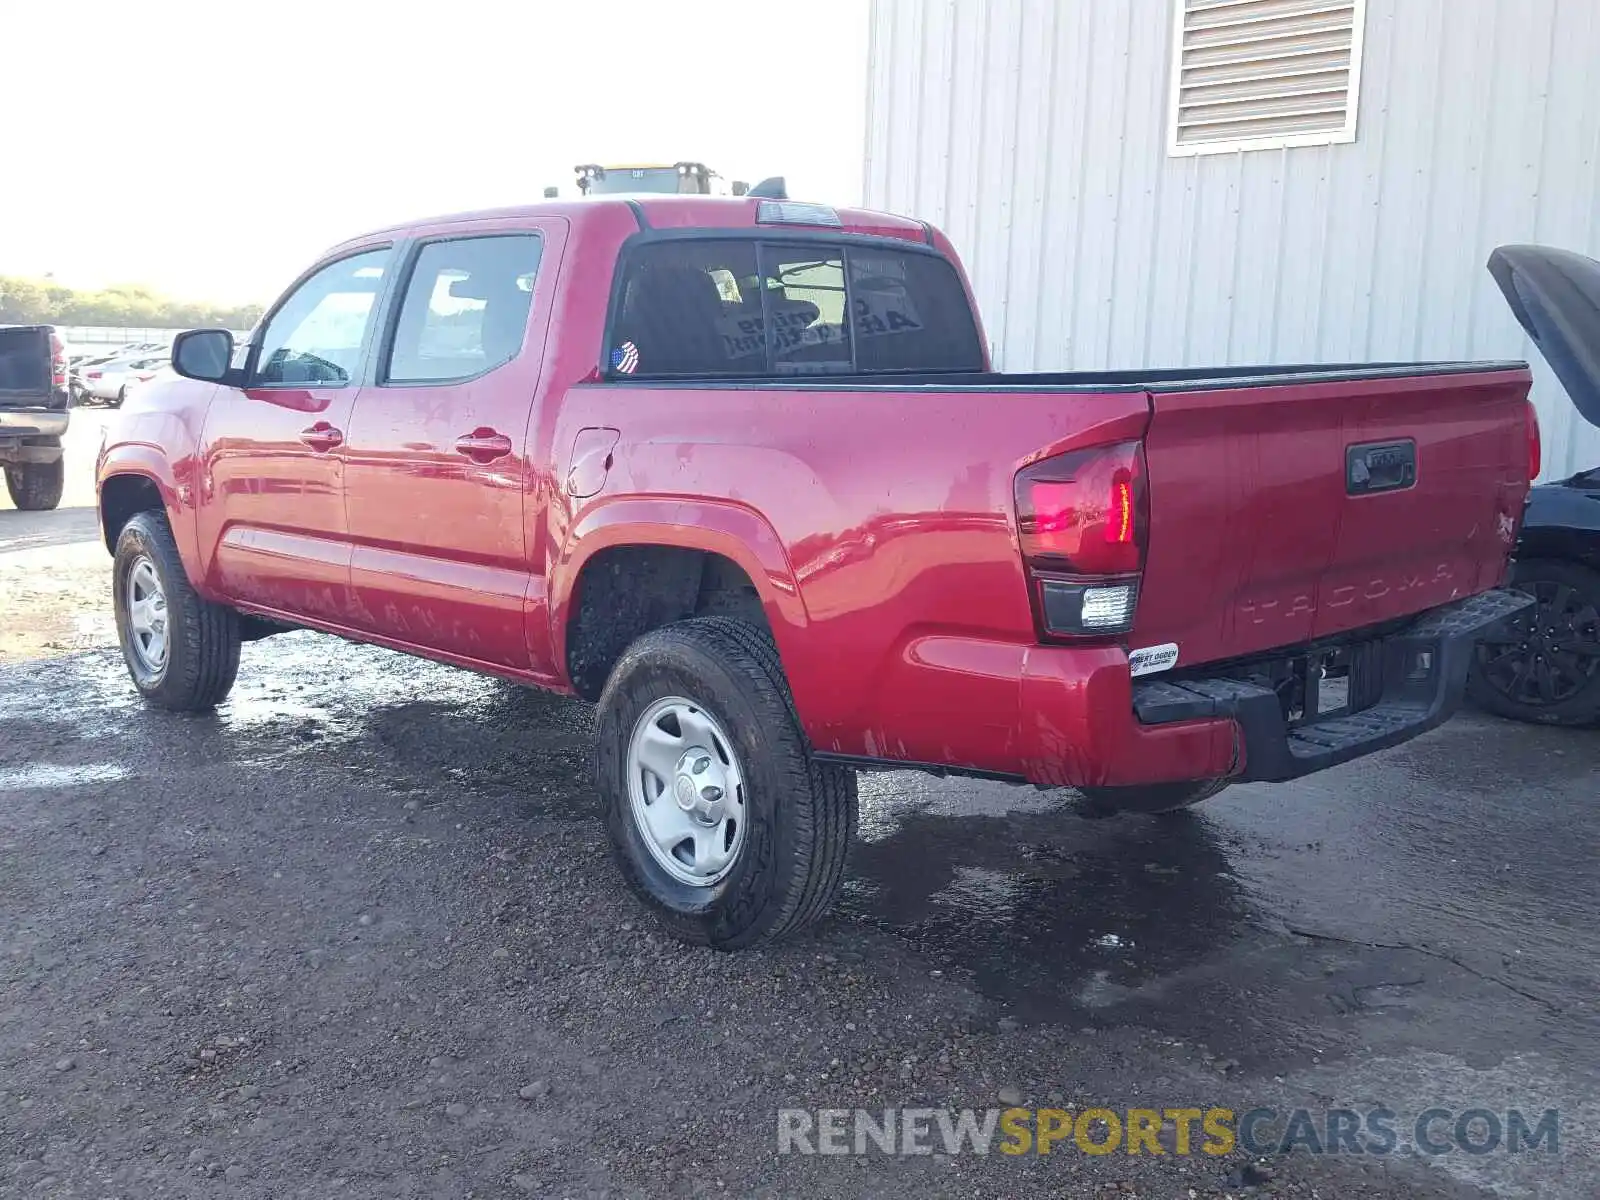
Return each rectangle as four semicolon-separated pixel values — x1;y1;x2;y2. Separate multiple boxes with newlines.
67;352;100;405
81;351;171;407
1467;245;1600;726
117;361;173;406
0;324;70;509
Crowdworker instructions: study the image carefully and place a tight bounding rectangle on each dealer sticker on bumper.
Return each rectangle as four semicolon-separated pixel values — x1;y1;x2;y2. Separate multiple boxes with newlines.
1128;643;1180;677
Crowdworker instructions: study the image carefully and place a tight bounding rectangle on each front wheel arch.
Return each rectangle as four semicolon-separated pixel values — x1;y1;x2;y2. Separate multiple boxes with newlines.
99;472;167;553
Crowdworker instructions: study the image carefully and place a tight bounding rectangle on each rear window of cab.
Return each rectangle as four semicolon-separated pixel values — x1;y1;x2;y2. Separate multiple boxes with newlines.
606;237;984;379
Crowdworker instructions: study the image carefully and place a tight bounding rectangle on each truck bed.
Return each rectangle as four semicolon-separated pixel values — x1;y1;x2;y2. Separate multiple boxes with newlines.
565;358;1533;771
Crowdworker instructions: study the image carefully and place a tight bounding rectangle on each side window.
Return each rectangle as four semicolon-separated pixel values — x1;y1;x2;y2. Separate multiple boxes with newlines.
612;240;759;376
254;249;390;386
759;246;852;375
385;234;543;385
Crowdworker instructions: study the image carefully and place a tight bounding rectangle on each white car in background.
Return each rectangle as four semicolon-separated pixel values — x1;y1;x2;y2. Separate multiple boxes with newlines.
118;361;175;405
80;351;171;406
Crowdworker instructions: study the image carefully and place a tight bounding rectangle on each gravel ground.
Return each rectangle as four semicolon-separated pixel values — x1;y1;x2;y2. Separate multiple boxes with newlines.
1;430;1594;1198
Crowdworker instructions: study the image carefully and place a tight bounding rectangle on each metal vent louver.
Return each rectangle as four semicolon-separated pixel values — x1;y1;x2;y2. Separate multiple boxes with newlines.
1170;0;1365;154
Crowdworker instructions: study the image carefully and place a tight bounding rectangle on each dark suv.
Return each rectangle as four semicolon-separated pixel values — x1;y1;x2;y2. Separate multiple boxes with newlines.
1467;246;1600;726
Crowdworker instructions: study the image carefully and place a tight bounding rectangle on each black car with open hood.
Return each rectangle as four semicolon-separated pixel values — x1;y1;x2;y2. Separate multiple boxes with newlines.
1468;246;1600;726
1490;245;1600;429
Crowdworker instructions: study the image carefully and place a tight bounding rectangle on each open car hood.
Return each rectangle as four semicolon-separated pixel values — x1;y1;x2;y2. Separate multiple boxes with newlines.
1488;244;1600;430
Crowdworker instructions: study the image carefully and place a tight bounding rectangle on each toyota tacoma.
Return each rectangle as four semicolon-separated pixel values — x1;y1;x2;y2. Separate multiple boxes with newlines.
97;196;1537;946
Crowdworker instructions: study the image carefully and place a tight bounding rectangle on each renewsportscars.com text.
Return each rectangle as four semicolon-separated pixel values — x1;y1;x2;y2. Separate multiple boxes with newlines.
777;1106;1561;1157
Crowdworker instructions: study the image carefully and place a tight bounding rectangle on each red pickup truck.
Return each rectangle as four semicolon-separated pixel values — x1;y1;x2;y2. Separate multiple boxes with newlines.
98;196;1537;947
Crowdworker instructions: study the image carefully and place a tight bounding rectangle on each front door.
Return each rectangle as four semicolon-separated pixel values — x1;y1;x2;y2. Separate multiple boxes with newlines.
341;225;557;671
197;246;393;623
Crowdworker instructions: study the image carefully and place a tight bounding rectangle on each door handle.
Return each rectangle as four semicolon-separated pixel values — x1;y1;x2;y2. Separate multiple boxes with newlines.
454;428;513;463
299;422;343;452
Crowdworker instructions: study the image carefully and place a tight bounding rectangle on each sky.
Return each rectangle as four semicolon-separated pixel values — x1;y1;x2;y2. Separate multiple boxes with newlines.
4;0;869;303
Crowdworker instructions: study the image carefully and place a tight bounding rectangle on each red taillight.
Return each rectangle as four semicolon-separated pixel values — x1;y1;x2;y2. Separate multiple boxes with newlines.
1525;398;1541;481
1110;476;1135;544
1015;441;1147;638
49;332;67;387
1016;441;1147;575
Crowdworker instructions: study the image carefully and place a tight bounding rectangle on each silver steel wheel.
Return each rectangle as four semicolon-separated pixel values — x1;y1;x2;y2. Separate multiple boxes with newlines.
125;554;170;675
627;695;747;887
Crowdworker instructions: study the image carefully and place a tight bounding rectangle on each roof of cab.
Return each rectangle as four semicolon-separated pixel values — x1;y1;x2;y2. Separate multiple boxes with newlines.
329;196;932;254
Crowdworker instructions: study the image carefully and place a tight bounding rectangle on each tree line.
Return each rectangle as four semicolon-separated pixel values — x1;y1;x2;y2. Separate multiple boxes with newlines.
0;276;265;331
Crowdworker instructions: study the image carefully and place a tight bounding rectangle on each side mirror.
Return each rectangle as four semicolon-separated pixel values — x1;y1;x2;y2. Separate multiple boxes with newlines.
731;180;750;197
171;328;234;383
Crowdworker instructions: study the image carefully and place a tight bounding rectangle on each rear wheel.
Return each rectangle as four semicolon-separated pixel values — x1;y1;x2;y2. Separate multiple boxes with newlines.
113;385;128;408
1077;778;1231;816
4;460;64;511
596;617;857;948
113;510;241;711
1468;559;1600;726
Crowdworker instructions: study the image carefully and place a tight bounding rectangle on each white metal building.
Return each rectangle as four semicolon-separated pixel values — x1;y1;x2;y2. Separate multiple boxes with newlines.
863;0;1600;477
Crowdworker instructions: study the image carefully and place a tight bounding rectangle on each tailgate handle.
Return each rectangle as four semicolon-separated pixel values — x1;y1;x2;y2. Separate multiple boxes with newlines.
1346;439;1416;496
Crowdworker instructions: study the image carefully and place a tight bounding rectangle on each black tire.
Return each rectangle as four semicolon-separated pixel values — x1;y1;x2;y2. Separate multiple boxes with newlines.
1077;777;1231;816
596;617;858;949
113;510;241;711
113;385;127;408
4;460;65;511
1467;558;1600;727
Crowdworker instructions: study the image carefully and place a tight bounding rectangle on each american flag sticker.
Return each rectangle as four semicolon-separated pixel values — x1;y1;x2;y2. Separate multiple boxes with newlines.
611;341;640;374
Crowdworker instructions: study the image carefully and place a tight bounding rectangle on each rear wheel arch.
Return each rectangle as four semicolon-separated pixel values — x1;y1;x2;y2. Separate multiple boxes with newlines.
564;542;783;701
553;503;807;700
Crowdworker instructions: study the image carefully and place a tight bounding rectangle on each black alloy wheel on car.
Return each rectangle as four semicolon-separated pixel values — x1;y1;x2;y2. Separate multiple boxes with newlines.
1469;559;1600;726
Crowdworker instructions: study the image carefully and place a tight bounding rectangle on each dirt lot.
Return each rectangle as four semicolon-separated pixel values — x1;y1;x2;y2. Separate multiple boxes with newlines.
2;419;1597;1198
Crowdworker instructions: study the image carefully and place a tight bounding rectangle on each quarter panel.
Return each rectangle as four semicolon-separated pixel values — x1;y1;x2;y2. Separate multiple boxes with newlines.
550;382;1149;767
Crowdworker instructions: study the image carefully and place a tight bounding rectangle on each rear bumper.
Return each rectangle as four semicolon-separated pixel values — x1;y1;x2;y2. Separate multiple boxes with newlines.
814;589;1533;790
0;409;68;463
1099;588;1534;785
0;409;69;438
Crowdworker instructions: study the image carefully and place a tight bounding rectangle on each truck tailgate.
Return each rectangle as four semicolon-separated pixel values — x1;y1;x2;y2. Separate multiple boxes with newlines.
1133;366;1533;669
0;326;53;407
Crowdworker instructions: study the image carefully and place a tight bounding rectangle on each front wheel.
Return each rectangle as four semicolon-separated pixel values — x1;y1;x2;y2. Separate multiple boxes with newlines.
1468;559;1600;726
596;617;857;948
4;459;65;511
113;510;241;711
1077;778;1231;815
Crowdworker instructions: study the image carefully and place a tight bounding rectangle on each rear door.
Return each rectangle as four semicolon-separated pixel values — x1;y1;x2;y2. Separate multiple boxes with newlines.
1134;366;1532;668
341;220;562;670
196;247;394;621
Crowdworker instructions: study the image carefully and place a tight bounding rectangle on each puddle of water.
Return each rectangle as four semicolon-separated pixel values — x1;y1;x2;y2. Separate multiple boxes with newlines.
0;762;130;790
842;772;1254;1027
